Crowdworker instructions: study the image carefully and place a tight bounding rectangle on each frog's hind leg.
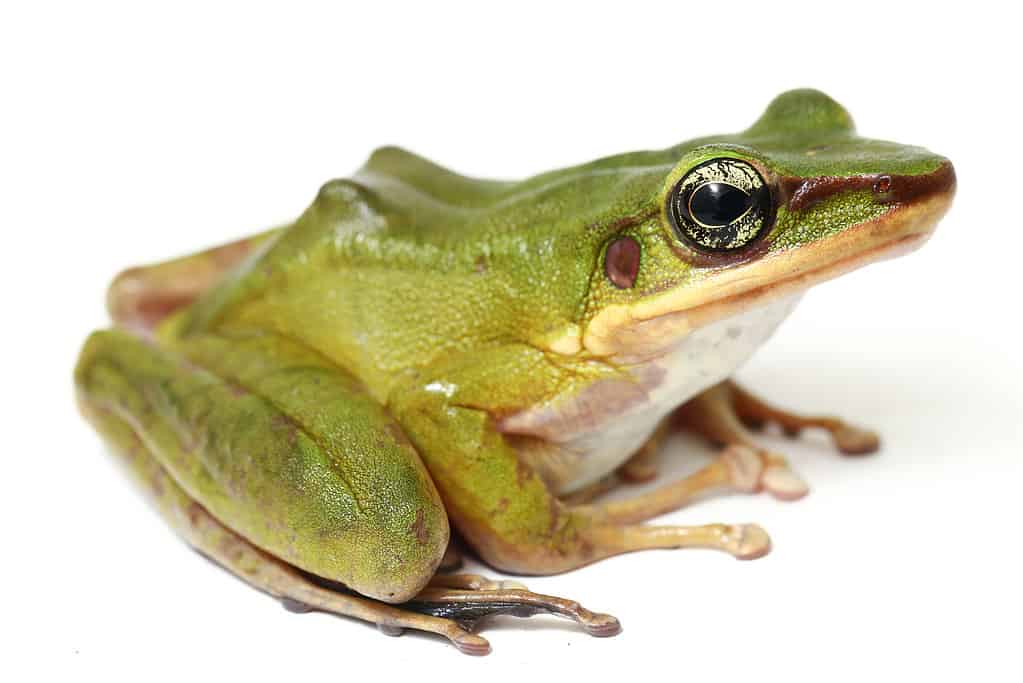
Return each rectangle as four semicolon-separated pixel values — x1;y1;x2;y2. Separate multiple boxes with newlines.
80;408;616;656
75;329;616;654
77;405;497;654
407;582;621;638
107;229;279;331
76;327;454;603
302;571;620;639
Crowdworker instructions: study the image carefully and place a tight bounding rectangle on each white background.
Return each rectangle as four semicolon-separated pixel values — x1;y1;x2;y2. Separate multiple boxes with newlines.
4;2;1020;681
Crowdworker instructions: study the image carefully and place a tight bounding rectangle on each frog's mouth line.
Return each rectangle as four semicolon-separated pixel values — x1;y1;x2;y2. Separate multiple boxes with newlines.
583;181;955;360
682;195;950;324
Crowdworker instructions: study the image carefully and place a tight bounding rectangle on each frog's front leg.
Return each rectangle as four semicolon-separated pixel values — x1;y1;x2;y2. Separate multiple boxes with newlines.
390;373;770;576
726;380;881;454
75;329;616;654
673;380;881;500
84;410;492;653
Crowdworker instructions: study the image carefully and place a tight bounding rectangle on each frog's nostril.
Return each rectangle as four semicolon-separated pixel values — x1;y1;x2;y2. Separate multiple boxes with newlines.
872;176;892;196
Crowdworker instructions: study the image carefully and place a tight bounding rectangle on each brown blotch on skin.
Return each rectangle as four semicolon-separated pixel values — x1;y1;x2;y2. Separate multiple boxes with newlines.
515;458;533;489
281;597;314;614
473;255;488;274
218;536;244;564
186;501;204;528
410;508;429;545
604;236;641;289
778;161;956;212
269;414;299;447
149;473;165;498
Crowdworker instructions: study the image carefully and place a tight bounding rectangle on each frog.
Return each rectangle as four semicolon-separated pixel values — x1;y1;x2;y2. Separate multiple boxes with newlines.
75;89;956;655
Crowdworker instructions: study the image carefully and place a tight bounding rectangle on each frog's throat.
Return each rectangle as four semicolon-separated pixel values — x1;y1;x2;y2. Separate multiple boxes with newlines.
583;185;955;360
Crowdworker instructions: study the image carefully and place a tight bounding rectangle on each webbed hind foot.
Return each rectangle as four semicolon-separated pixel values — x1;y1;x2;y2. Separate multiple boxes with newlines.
409;574;621;644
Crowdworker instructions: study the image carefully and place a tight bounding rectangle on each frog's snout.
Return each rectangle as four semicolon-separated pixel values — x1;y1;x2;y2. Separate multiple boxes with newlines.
869;160;957;207
780;160;957;213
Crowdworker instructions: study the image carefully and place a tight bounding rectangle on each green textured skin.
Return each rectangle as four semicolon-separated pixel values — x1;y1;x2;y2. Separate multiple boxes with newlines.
178;90;947;392
76;89;953;589
76;329;448;601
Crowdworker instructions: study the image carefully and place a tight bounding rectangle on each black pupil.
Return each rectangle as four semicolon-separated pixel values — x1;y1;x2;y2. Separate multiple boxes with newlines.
689;182;753;226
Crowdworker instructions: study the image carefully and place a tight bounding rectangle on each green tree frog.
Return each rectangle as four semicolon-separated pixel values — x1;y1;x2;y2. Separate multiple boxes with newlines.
75;90;956;655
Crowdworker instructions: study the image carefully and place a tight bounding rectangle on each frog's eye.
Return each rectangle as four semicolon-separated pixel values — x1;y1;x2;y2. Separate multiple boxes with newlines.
667;158;773;252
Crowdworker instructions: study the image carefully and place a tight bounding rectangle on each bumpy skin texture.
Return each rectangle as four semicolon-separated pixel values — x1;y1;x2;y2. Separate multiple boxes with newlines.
179;90;947;381
76;90;955;599
76;329;449;602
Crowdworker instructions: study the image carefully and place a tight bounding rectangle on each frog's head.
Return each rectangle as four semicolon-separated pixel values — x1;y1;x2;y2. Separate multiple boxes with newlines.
581;89;955;360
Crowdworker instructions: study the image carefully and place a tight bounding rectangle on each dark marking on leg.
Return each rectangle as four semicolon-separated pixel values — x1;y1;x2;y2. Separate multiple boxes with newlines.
281;597;314;613
411;508;429;545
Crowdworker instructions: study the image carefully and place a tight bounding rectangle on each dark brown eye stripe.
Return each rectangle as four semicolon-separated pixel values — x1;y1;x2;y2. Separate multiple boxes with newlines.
779;160;956;211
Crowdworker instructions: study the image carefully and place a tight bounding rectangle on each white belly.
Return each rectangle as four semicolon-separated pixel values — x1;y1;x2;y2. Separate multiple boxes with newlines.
560;295;802;493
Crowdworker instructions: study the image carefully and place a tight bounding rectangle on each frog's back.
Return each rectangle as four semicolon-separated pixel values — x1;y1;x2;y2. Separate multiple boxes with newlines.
178;147;673;397
352;145;679;243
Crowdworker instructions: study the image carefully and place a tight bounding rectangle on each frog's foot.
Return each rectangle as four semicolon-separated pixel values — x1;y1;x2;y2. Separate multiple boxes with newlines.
729;445;810;501
673;383;809;500
407;575;621;643
671;381;879;500
727;380;880;455
186;491;618;656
